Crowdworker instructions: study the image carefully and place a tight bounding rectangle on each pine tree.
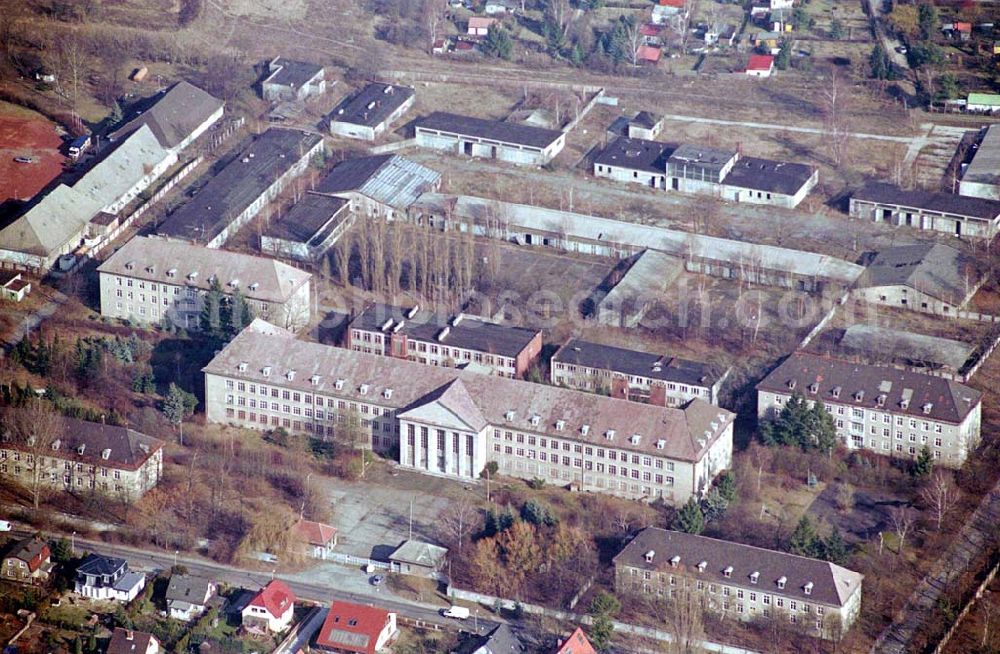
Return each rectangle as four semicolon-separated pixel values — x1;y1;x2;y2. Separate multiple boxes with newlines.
789;516;823;558
200;278;225;340
162;383;194;445
716;471;737;503
671;498;705;534
913;445;934;477
228;288;254;338
483;25;513;60
822;528;850;565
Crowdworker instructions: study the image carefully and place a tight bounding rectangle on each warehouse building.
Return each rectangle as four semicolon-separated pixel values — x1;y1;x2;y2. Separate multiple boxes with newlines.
849;181;1000;239
414;111;566;166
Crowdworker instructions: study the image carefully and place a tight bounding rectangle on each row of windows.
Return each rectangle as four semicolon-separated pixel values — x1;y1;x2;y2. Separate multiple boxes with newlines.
627;574;825;615
773;396;948;433
491;430;675;470
1;464;124;490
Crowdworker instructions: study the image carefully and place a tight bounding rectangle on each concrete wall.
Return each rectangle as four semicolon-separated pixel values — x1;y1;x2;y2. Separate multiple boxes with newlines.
849;197;997;239
594;163;665;189
851;284;974;315
414;128;563;166
959;180;1000;201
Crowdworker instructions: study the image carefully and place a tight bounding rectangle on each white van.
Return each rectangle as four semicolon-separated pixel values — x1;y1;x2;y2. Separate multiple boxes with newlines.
442;606;470;620
0;520;12;532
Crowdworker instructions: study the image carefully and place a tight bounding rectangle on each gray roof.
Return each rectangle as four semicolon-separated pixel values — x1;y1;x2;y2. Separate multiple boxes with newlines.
631;111;662;129
838;325;974;373
350;303;540;358
598;249;683;313
388;540;448;567
593;136;675;174
328;82;413;128
3;416;163;470
668;143;738;171
5;538;48;565
0;184;101;257
852;182;1000;221
264;193;350;245
108;628;157;654
723;156;816;196
614;528;863;608
963;124;1000;188
414;111;563;149
757;352;982;424
77;553;127;578
315;154;440;210
157;128;323;244
264;58;324;90
98;236;312;304
554;338;723;388
110;81;223;150
74;124;173;210
166;574;213;604
204;323;736;462
857;242;982;306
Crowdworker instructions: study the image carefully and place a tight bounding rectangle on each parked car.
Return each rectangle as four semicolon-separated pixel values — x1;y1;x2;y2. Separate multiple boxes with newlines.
370;574;385;586
895;45;908;54
442;606;470;619
13;156;36;164
0;520;12;532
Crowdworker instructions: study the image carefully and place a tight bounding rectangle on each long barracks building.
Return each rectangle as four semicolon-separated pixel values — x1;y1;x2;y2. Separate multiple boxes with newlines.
203;321;735;504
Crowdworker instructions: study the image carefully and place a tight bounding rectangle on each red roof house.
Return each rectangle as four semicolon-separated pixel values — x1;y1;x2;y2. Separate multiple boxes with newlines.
659;0;684;7
295;519;338;559
107;628;160;654
637;45;662;64
468;16;498;37
241;580;296;634
746;54;775;77
314;601;398;654
553;627;597;654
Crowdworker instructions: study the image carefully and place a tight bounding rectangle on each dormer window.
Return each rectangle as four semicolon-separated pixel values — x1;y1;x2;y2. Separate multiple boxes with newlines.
310;375;321;386
900;399;910;410
777;576;787;589
723;566;733;578
101;448;111;460
605;429;616;440
581;425;590;436
854;390;864;402
831;386;841;398
249;283;259;291
335;379;345;390
238;362;248;372
359;384;369;395
630;434;641;445
188;271;199;281
166;268;177;278
555;420;565;431
787;379;796;390
145;266;154;274
808;383;818;394
262;366;271;377
505;410;515;421
750;571;760;584
228;278;240;288
124;261;135;270
804;582;813;595
697;561;707;572
656;439;666;450
383;389;393;399
531;415;540;427
670;555;681;567
644;550;655;563
51;440;61;451
877;394;886;407
922;403;933;414
286;370;296;381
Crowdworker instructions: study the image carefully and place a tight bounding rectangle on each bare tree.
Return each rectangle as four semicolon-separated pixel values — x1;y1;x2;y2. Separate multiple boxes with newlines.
821;71;852;167
423;0;446;52
439;500;477;553
920;470;958;531
665;591;706;654
889;506;916;558
3;400;64;510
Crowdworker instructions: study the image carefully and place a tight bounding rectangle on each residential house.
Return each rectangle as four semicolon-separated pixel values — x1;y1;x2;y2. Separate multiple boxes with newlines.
849;181;1000;238
651;0;685;25
295;519;338;559
746;53;775;77
637;45;662;65
312;154;441;221
2;537;52;584
109;81;224;154
74;553;146;602
165;574;216;621
107;628;160;654
328;83;415;141
852;243;984;315
203;321;736;504
0;417;164;499
242;580;296;634
484;0;518;14
314;601;398;654
959;124;1000;200
704;24;736;46
261;194;354;264
551;338;728;406
456;624;529;654
749;32;782;54
409;193;862;291
756;352;982;467
640;24;663;47
99;236;313;331
346;303;542;378
1;273;31;302
157;128;324;248
388;540;448;577
413;111;566;166
553;628;597;654
261;57;326;102
467;16;498;36
613;528;863;640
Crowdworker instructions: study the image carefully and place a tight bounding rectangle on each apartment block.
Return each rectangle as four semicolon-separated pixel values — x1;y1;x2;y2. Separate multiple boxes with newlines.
551;339;728;406
756;353;982;467
203;321;735;504
97;236;312;331
614;528;863;640
346;304;542;378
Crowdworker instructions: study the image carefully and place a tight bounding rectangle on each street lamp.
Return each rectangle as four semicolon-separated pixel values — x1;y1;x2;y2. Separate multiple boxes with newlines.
173;550;179;569
474;608;479;632
71;531;76;556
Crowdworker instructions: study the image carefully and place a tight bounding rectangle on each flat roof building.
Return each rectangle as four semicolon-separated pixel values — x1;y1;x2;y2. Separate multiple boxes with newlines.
157;128;324;248
959;125;1000;200
261;193;353;264
328;82;415;141
414;111;566;166
261;57;326;102
849;181;1000;239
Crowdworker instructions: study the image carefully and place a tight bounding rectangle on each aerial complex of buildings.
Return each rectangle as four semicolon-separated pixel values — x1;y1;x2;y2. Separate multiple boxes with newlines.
4;0;1000;644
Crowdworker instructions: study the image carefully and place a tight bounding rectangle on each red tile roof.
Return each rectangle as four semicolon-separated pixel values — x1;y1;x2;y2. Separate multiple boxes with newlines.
249;580;295;618
553;627;597;654
639;24;662;37
107;628;158;654
295;519;337;546
659;0;684;6
955;22;972;31
747;54;775;71
315;601;392;654
637;45;662;62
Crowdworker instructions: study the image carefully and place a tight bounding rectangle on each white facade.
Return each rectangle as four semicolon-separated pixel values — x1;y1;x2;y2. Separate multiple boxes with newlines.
329;94;415;142
415;127;565;166
242;601;293;633
0;445;162;499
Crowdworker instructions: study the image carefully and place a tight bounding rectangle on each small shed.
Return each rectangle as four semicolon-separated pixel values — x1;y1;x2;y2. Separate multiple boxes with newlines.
388;540;448;577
